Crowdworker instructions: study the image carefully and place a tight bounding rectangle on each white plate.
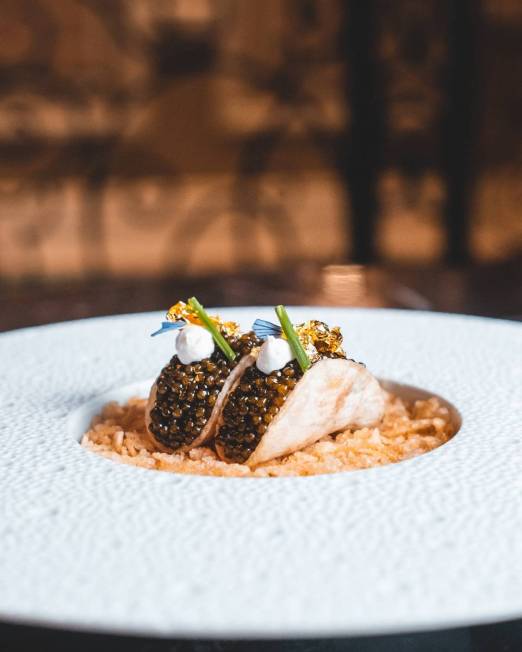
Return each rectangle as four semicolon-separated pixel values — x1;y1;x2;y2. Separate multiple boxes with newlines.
0;308;520;639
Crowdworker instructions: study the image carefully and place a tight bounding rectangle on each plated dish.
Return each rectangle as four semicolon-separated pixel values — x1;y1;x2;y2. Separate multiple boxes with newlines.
0;308;520;639
82;299;455;476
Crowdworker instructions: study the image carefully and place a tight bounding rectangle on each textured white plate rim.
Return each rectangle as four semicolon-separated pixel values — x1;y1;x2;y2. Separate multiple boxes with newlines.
0;307;521;639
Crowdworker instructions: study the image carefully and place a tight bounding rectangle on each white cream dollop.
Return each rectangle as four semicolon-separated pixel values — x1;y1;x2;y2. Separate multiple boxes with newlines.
176;324;215;364
256;336;294;375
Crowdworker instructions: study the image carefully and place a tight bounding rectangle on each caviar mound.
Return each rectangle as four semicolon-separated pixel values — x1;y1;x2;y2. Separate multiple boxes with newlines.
147;332;260;452
148;351;232;450
216;360;304;463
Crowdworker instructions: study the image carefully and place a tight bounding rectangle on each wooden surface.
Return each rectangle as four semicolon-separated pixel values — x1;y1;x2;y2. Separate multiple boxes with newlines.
0;260;520;333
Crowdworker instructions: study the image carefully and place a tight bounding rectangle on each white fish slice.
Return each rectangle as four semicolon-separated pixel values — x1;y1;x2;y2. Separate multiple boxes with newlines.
216;358;385;465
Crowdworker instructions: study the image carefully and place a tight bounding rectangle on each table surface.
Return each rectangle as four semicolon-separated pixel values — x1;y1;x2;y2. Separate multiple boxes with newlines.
1;618;522;652
0;261;520;651
1;260;521;333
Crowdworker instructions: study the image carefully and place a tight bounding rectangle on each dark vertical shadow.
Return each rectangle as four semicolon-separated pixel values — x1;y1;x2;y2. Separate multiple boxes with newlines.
441;0;480;265
341;1;384;263
233;130;284;265
77;139;118;279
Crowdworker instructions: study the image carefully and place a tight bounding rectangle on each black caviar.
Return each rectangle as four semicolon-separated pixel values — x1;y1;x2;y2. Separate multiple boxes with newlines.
149;332;260;451
216;360;304;463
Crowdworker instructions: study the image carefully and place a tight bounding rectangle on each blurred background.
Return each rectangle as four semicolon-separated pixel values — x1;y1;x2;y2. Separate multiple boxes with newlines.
0;0;521;330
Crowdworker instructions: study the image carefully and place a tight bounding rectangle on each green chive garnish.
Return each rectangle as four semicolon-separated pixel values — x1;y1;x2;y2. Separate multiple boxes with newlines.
187;297;237;362
275;305;311;373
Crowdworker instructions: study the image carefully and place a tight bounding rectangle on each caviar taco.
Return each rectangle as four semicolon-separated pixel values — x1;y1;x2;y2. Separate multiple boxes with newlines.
146;298;260;453
215;306;385;465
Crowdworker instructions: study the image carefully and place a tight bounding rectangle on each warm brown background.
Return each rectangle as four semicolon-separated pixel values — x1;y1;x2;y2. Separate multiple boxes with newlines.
0;0;520;284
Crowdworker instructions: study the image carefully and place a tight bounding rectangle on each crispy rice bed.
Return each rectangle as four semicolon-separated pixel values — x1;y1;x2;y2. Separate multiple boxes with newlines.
81;392;455;477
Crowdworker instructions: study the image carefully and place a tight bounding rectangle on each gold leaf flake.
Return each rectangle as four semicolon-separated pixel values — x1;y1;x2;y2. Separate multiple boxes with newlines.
166;301;240;337
294;320;345;362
